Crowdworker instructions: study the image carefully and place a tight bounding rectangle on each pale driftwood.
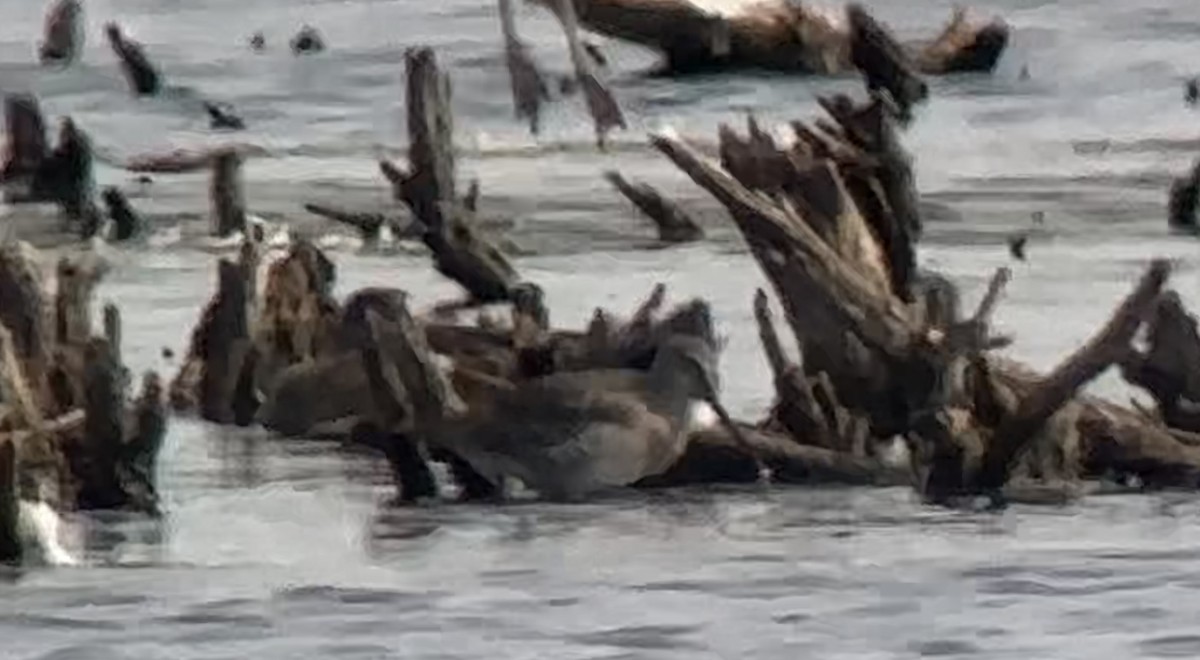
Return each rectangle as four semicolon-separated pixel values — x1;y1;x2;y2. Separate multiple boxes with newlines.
605;171;704;243
499;0;550;134
210;149;246;237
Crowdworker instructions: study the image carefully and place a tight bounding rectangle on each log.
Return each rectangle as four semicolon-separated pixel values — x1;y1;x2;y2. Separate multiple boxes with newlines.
914;8;1010;75
604;170;704;243
531;0;1007;76
39;0;84;66
210;149;247;238
499;0;551;134
642;424;907;487
257;350;374;437
384;47;519;303
975;260;1171;495
105;23;161;96
1;94;49;188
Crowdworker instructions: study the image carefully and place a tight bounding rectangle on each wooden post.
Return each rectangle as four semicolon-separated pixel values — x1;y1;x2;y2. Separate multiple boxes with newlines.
39;0;83;66
210;149;246;237
0;439;19;565
198;259;251;423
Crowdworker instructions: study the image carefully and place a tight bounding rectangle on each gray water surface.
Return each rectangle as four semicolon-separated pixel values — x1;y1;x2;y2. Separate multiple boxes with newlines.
3;0;1200;656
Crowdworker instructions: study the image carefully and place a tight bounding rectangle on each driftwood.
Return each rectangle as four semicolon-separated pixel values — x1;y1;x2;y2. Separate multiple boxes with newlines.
381;47;519;304
0;242;166;532
1168;158;1200;232
0;439;17;564
101;187;145;241
499;0;550;134
39;0;83;66
1;95;49;189
124;145;269;174
550;0;626;148
105;23;161;96
605;171;704;243
210;150;247;238
847;4;927;121
1121;291;1200;433
303;203;417;245
531;0;1008;77
290;25;325;55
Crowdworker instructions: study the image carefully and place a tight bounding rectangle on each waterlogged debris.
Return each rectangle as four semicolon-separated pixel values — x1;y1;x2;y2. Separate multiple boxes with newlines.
105;23;161;96
204;102;246;131
38;0;84;66
1007;233;1027;261
290;25;325;55
249;31;266;52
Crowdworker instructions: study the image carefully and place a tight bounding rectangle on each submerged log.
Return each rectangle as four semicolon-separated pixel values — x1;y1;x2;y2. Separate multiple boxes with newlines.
105;23;161;96
604;171;704;243
531;0;1008;77
39;0;84;66
210;149;247;238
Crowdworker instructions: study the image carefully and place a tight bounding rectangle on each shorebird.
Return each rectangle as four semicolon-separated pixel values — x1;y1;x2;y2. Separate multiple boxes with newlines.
428;333;726;501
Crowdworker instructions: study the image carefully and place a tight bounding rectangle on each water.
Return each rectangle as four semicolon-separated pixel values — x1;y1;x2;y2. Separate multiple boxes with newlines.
3;0;1200;655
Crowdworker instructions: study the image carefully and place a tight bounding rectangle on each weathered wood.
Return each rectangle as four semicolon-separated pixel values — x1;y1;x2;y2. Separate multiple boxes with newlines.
54;256;103;348
642;424;906;487
914;8;1009;75
531;0;1007;76
975;260;1171;495
75;338;125;509
1121;291;1200;433
204;102;245;131
105;23;161;96
0;439;18;564
258;350;374;437
120;370;166;514
290;25;325;54
846;4;928;121
499;0;551;134
210;149;246;238
196;258;251;424
0;242;50;411
1;95;49;189
39;0;83;66
303;203;416;245
101;187;145;241
384;47;520;303
605;171;704;243
551;0;626;148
